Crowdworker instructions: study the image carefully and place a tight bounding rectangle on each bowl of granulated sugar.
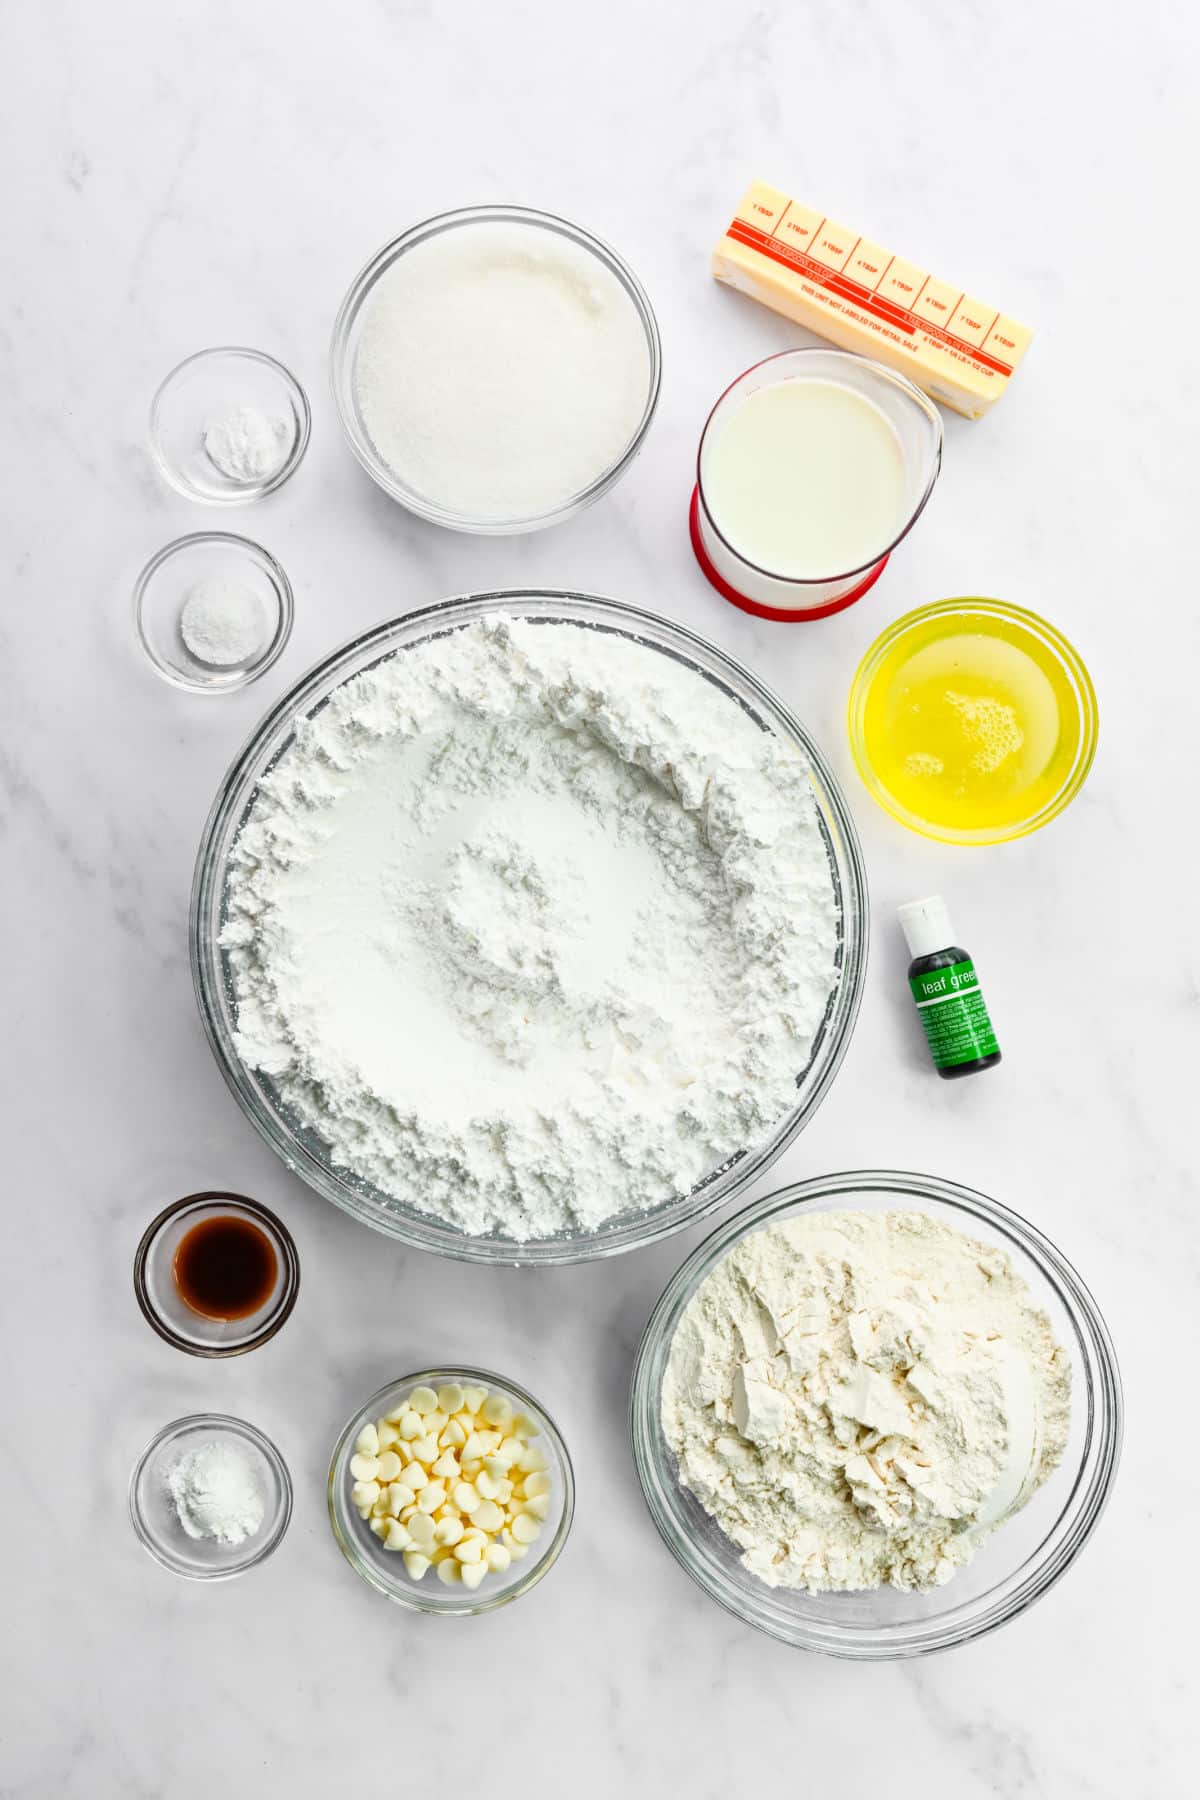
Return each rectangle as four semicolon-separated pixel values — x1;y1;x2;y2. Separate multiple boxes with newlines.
330;206;662;533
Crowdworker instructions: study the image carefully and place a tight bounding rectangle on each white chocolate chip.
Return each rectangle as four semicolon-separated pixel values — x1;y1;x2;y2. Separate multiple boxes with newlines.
355;1424;379;1457
523;1494;550;1521
418;1482;447;1513
375;1451;403;1483
485;1543;511;1573
369;1516;388;1538
384;1519;411;1551
431;1450;460;1480
436;1558;463;1586
437;1384;465;1414
472;1499;504;1532
407;1511;436;1551
397;1411;422;1439
349;1454;380;1482
511;1513;541;1545
524;1471;552;1497
460;1560;487;1591
376;1420;399;1451
434;1516;464;1547
412;1435;441;1465
475;1471;500;1501
454;1482;481;1514
351;1480;381;1509
402;1460;428;1491
453;1537;484;1563
463;1385;488;1413
387;1483;415;1515
403;1551;430;1580
481;1395;512;1429
409;1386;439;1414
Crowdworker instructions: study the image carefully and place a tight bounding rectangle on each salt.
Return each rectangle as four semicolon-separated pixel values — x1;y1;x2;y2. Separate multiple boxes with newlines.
179;576;269;667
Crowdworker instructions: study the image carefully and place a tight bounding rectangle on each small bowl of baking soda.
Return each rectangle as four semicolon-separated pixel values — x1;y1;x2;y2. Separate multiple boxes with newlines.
129;1414;293;1580
328;1369;574;1614
133;531;293;693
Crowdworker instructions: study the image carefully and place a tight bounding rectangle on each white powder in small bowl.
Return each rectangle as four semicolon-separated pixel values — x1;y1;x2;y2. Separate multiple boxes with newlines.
203;405;291;485
180;576;269;668
165;1440;264;1547
353;219;652;522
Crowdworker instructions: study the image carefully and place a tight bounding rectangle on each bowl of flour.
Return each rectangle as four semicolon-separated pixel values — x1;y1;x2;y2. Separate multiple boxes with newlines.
330;207;661;532
632;1170;1123;1657
191;591;866;1263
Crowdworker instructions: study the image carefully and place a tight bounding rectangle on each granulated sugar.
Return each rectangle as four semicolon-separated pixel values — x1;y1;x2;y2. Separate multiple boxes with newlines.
354;220;651;520
221;615;839;1241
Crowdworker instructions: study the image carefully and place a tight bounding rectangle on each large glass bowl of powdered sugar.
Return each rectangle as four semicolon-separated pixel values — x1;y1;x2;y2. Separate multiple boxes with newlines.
330;207;661;532
191;591;867;1264
632;1169;1123;1656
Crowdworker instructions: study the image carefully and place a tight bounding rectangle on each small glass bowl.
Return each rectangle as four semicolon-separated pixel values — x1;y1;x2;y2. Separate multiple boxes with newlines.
631;1170;1122;1659
328;1368;574;1615
134;1192;300;1357
330;205;662;534
149;348;310;504
129;1414;293;1580
847;597;1099;844
134;531;294;693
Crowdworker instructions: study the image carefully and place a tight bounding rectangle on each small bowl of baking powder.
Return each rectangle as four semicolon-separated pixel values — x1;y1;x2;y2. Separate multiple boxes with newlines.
129;1414;292;1580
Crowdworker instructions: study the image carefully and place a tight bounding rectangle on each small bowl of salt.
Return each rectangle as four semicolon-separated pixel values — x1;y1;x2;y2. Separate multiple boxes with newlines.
149;347;310;504
129;1414;292;1580
133;531;293;693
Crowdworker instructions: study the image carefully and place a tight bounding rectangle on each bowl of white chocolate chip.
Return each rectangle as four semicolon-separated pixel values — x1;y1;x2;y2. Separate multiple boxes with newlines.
328;1368;574;1614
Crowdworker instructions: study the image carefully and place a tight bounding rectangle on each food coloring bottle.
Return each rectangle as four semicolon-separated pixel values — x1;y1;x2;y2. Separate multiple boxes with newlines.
899;896;1001;1080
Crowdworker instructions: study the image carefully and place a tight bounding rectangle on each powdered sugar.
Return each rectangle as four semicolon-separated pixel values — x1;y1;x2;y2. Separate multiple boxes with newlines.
220;615;839;1241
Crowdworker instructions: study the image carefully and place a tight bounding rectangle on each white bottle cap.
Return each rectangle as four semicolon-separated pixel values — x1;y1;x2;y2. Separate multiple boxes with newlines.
898;894;954;960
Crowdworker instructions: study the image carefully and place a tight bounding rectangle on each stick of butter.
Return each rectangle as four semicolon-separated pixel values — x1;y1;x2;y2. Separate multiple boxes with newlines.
713;180;1032;419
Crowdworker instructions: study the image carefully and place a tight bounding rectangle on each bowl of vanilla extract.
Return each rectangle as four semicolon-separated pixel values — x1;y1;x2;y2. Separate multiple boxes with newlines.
134;1192;300;1356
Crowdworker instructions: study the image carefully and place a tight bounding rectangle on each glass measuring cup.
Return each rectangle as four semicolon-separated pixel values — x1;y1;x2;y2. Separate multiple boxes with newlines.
690;348;943;621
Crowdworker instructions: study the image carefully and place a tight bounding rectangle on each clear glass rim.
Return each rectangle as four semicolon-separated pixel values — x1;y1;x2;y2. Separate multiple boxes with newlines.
148;346;312;505
847;596;1100;844
327;1366;575;1615
189;588;869;1265
132;530;295;694
132;1191;301;1357
695;347;944;584
128;1412;294;1581
630;1168;1123;1659
329;205;663;534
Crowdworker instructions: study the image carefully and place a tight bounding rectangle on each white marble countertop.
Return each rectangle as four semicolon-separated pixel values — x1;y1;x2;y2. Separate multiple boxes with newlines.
4;1;1195;1792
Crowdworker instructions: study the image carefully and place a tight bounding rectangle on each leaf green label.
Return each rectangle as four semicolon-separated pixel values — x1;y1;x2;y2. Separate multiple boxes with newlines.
909;959;999;1066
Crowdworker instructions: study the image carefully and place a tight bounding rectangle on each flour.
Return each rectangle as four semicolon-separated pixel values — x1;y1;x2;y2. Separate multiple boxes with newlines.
354;221;650;519
180;576;268;667
221;614;839;1240
662;1210;1070;1593
165;1441;264;1546
203;404;290;484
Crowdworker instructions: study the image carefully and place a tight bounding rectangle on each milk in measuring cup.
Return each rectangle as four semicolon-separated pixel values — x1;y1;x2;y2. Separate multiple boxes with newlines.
704;377;906;579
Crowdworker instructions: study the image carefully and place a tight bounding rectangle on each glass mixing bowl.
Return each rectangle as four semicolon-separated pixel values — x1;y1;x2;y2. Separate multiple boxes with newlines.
330;205;662;533
631;1170;1122;1658
190;591;868;1265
